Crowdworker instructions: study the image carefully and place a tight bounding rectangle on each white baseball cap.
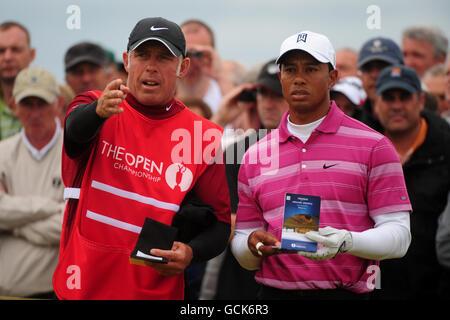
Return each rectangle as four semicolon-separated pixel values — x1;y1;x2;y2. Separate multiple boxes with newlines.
331;76;366;106
276;31;336;69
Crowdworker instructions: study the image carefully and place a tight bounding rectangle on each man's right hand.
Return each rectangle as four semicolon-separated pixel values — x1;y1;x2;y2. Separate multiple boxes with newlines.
96;79;130;118
248;229;281;258
211;84;255;127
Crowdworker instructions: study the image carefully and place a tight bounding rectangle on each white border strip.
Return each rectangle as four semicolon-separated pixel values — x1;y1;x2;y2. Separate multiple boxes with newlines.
64;188;80;200
86;210;142;234
91;180;180;212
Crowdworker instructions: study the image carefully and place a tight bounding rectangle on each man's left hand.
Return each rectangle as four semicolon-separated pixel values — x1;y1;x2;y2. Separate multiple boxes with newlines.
147;241;193;277
297;226;353;261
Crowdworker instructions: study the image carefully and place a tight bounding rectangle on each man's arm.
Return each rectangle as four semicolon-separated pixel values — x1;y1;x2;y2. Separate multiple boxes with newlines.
64;100;105;158
348;211;411;260
230;156;280;270
148;144;232;276
187;158;231;262
0;191;62;230
14;208;64;246
64;79;129;158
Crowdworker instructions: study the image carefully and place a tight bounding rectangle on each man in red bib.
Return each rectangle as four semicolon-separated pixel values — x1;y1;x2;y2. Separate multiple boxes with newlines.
52;17;231;300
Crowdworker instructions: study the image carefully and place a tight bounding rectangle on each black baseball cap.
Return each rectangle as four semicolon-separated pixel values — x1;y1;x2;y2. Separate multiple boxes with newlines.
65;42;109;71
358;37;404;69
376;65;421;95
256;59;282;96
127;17;186;57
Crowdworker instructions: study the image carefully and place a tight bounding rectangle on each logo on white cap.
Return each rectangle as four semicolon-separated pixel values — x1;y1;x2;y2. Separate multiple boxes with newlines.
297;33;308;43
276;30;336;69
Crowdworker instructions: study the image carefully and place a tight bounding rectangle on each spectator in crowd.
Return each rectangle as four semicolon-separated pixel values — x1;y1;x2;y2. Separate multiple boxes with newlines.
115;62;128;83
231;31;412;300
64;42;110;95
212;59;289;300
402;25;448;78
181;96;212;119
104;48;122;83
58;84;75;123
221;60;248;93
335;48;359;79
423;90;439;113
330;76;366;116
372;65;450;299
211;62;265;149
177;19;223;114
0;21;35;140
354;37;404;132
0;66;64;298
423;64;449;116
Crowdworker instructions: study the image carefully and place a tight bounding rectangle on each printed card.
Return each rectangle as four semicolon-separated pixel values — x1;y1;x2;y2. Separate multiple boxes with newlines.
280;193;321;252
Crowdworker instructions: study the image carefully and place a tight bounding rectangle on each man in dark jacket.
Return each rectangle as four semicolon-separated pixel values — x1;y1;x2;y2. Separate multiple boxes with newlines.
373;65;450;299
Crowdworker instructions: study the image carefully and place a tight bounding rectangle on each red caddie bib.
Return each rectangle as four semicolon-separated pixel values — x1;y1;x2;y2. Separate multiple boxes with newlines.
53;92;223;299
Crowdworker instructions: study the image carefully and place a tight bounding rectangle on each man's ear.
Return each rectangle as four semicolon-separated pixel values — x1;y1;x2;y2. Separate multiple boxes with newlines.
328;68;339;89
373;95;381;118
10;98;18;116
123;51;129;73
29;47;36;63
419;92;425;111
56;95;65;115
177;57;190;78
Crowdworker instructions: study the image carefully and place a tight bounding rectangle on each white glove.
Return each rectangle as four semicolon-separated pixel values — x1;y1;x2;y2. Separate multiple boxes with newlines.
297;226;353;261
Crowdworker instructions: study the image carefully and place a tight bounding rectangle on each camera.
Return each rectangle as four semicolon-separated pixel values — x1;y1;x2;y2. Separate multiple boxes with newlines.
238;88;256;102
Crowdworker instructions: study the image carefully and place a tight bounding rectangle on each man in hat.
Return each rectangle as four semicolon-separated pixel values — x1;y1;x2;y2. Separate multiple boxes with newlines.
231;31;412;299
372;65;450;299
52;17;230;300
330;76;366;116
354;37;404;132
0;66;64;298
64;42;110;95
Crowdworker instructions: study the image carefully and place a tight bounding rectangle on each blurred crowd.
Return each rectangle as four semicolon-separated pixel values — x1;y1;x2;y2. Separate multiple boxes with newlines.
0;18;449;300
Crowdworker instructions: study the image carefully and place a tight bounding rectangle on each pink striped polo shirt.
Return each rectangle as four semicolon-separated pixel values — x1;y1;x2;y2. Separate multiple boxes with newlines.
235;101;412;293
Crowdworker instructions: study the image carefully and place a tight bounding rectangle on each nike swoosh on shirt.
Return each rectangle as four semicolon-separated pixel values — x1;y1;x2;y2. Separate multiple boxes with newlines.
323;163;338;169
151;26;168;31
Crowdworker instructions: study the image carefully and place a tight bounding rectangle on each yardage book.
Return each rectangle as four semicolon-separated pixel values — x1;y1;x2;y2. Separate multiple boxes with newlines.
280;193;321;252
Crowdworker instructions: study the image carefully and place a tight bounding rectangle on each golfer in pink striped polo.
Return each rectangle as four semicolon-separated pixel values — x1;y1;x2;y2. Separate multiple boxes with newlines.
231;31;412;299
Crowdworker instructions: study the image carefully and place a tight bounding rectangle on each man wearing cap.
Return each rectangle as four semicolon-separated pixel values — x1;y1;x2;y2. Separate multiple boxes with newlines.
64;42;110;95
231;31;412;299
0;66;64;298
372;65;450;299
330;76;366;116
354;37;404;132
52;17;230;300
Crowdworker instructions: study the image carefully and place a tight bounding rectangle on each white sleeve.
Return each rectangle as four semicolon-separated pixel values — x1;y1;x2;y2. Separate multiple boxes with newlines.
348;211;411;260
230;227;262;270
